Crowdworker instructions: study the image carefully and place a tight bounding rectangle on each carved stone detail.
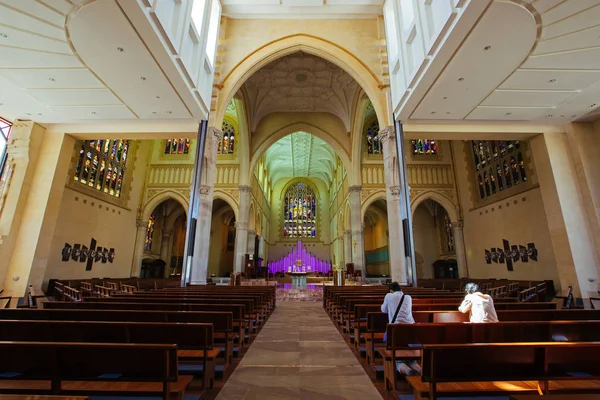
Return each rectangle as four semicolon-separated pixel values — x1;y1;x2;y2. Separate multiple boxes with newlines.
199;185;211;196
239;185;252;194
348;185;362;193
389;185;401;196
136;219;148;229
378;126;395;143
451;220;464;229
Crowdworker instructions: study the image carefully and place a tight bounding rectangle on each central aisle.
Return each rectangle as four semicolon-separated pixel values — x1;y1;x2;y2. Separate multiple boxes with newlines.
216;301;383;399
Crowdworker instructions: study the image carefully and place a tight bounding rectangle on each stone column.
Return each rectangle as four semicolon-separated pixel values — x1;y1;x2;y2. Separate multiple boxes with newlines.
0;121;75;298
160;229;172;264
343;230;352;268
452;220;468;278
348;185;365;274
189;128;222;285
247;229;257;257
131;219;149;277
233;185;252;273
380;127;408;284
530;132;600;299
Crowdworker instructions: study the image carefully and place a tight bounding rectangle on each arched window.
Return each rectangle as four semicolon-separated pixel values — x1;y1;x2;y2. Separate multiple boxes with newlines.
411;139;437;155
164;139;190;155
283;182;317;238
219;120;235;154
74;139;130;198
471;140;527;200
365;120;382;154
145;213;155;251
0;117;12;178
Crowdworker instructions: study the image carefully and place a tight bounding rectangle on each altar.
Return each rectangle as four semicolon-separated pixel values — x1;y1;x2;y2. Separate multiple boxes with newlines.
286;271;309;289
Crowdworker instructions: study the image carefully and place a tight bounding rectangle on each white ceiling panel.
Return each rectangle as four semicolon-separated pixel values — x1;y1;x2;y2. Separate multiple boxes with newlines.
522;47;600;70
0;3;65;40
282;0;323;5
467;107;553;121
0;68;104;89
534;25;600;55
49;105;137;120
1;0;66;26
68;0;190;119
221;0;280;4
541;0;598;26
0;25;72;54
500;69;600;91
38;0;73;15
0;47;81;68
541;4;600;40
412;1;537;120
26;89;122;106
530;0;564;14
481;90;577;108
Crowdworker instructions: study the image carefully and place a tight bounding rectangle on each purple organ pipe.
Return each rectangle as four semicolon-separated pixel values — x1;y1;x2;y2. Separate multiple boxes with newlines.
267;240;332;274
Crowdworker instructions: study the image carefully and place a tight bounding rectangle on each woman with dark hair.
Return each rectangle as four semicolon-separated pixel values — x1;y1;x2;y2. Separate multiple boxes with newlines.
381;281;421;376
459;282;499;323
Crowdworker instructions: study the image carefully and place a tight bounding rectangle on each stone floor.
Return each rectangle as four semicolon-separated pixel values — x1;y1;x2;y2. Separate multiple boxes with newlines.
215;302;383;400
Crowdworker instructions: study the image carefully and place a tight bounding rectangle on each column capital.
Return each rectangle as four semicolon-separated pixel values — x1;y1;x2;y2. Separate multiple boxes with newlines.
199;185;211;196
378;126;395;143
348;185;362;193
343;229;352;235
389;185;401;196
209;127;223;142
235;221;248;230
247;229;257;236
136;218;148;229
451;220;465;229
238;185;252;194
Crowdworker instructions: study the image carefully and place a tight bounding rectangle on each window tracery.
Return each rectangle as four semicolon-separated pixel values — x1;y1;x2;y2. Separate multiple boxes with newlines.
218;120;235;155
164;139;190;155
283;182;317;238
411;139;437;155
471;140;527;200
74;139;130;198
365;120;382;154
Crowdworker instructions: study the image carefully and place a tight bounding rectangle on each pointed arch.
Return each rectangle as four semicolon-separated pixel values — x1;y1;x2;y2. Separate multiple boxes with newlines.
361;189;387;220
213;190;240;222
142;190;189;221
411;190;459;222
214;34;389;137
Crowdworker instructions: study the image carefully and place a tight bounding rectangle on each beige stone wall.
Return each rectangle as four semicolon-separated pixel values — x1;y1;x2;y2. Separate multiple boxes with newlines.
413;204;440;279
218;19;384;89
43;141;150;285
452;139;560;287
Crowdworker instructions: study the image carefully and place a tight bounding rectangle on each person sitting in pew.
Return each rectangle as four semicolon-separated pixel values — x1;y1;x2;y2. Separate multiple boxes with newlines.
459;282;499;323
381;282;421;376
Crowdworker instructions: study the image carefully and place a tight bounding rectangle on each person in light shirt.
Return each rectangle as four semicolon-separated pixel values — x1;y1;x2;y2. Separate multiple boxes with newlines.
458;282;499;323
381;282;421;376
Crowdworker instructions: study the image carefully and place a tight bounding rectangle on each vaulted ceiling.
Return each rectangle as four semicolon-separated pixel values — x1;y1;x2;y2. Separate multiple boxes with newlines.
0;0;191;123
264;131;336;184
409;0;600;124
221;0;384;19
242;52;360;131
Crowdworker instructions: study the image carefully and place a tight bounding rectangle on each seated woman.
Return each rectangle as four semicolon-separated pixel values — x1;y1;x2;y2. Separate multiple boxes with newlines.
459;282;499;323
381;281;421;376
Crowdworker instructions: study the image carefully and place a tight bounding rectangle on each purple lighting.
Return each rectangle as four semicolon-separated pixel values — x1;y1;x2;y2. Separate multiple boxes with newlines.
267;240;332;274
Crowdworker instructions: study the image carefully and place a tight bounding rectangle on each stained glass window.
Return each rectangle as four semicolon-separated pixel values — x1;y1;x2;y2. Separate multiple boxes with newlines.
164;139;190;155
218;120;235;155
0;117;12;178
365;120;381;154
283;182;317;238
145;213;155;251
411;139;438;155
471;140;527;200
74;139;130;198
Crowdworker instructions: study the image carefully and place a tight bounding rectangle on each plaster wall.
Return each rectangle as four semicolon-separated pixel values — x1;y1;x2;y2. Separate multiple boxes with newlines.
413;205;439;279
452;140;560;288
43;141;150;285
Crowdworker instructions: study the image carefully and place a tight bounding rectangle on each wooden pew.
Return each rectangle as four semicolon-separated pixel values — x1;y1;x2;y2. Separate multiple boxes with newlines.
0;320;217;389
43;301;248;349
0;308;235;367
407;342;600;399
0;342;191;400
380;321;600;391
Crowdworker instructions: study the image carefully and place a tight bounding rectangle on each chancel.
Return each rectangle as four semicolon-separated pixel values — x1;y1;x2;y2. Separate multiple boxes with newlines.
0;0;600;399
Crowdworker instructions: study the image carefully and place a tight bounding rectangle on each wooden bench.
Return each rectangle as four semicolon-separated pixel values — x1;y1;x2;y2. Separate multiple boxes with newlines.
380;320;600;391
0;341;192;400
408;342;600;399
0;320;216;389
